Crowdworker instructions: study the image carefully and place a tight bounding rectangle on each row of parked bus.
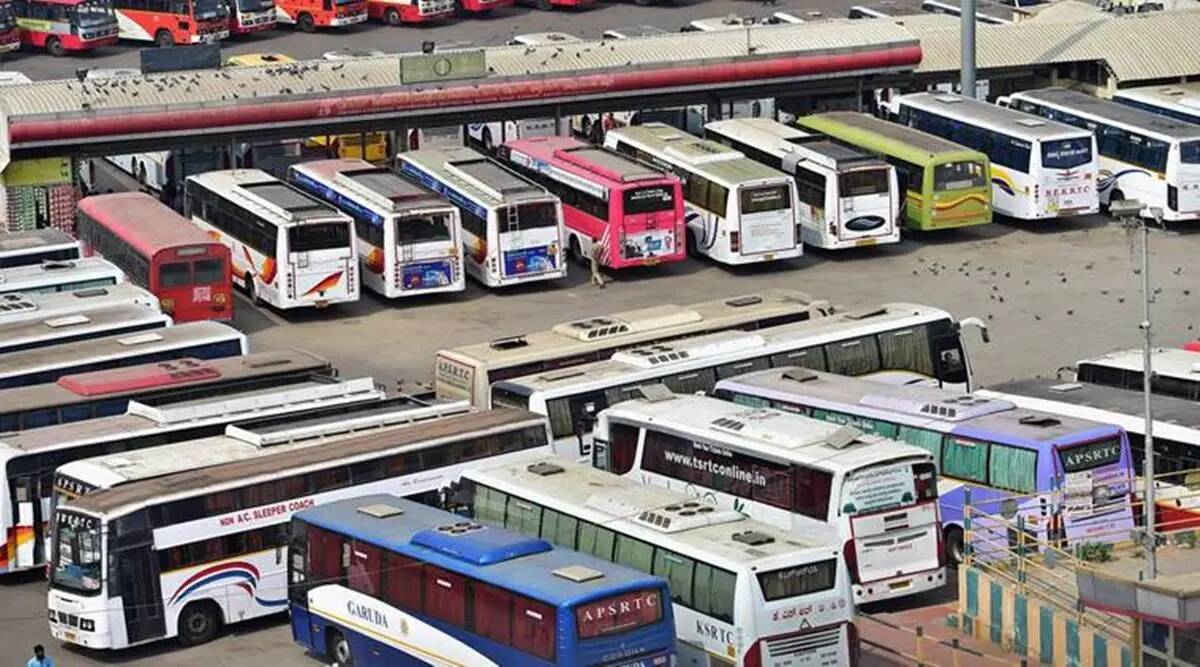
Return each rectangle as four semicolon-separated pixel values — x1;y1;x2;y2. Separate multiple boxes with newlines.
0;275;1191;664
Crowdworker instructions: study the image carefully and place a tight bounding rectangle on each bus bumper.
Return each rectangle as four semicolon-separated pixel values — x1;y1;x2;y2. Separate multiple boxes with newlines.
48;604;114;649
328;12;368;25
853;567;945;604
459;0;514;9
0;37;19;53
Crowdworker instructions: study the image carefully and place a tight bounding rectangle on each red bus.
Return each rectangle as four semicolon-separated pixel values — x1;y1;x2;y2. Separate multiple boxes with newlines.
366;0;450;24
456;0;510;12
0;0;19;53
76;193;233;322
274;0;364;31
499;136;686;270
14;0;117;56
227;0;274;33
108;0;228;45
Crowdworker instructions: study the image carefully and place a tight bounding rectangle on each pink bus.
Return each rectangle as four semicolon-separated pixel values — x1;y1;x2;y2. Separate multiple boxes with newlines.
499;136;686;270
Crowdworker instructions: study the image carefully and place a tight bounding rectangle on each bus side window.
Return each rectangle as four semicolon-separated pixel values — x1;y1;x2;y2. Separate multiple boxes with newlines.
306;525;345;585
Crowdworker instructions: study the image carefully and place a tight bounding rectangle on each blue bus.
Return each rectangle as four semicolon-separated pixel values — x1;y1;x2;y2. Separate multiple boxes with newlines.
289;494;676;667
715;367;1136;564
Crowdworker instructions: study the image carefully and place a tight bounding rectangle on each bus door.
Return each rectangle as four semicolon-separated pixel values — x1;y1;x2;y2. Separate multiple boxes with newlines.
114;522;166;644
11;476;39;570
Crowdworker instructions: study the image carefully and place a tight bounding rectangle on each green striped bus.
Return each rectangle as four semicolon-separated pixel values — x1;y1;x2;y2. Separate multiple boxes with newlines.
797;112;992;231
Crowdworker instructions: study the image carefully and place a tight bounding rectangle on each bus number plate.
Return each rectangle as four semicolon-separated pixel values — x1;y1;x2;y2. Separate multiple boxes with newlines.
855;238;878;246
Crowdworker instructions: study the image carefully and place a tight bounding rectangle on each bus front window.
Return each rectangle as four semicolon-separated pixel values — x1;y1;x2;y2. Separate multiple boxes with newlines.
838;169;890;197
1041;138;1092;170
51;513;103;595
513;202;559;229
72;0;115;26
237;0;273;11
192;0;228;19
396;213;453;245
289;223;352;252
0;4;15;30
1181;141;1200;165
934;162;986;191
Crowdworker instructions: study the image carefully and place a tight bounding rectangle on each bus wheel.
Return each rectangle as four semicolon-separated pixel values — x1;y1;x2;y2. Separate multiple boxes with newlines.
945;526;965;567
482;128;494;154
536;0;551;9
45;37;66;57
297;12;316;31
1109;189;1126;211
177;601;220;646
685;228;697;256
568;236;583;265
384;7;401;24
155;29;174;47
328;630;354;666
136;162;147;186
244;274;262;306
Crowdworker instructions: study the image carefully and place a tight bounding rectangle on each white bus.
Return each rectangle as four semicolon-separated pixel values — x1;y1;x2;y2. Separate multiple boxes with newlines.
0;321;247;390
889;92;1100;220
435;289;833;407
0;283;158;327
0;257;124;297
0;303;170;355
53;395;470;506
1113;83;1200;125
458;455;858;667
1073;347;1200;402
490;303;989;459
1002;87;1200;221
48;408;552;649
604;123;801;264
288;159;466;299
0;376;382;575
396;147;567;288
705;117;901;249
184;169;360;309
594;390;945;604
0;229;82;268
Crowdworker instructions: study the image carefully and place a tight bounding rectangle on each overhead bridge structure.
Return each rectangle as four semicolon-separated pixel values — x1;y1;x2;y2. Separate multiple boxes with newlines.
0;21;922;164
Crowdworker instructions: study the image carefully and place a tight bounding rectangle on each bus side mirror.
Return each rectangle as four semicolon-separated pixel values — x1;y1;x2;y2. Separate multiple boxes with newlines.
959;316;991;344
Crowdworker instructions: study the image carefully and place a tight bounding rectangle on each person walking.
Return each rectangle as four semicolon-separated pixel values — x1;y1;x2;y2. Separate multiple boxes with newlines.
589;241;608;289
27;645;55;667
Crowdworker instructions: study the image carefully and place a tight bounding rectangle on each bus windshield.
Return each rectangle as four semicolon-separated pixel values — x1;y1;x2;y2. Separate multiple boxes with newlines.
1057;437;1123;473
934;161;986;191
0;3;15;27
72;0;114;26
237;0;273;10
51;514;103;595
839;169;890;197
840;461;935;516
289;223;350;252
623;186;675;215
192;0;227;19
513;202;559;229
1041;138;1092;169
574;589;663;639
1182;141;1200;165
740;184;791;213
396;212;453;245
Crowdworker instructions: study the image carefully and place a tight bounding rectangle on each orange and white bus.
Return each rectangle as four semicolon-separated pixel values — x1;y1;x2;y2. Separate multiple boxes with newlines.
109;0;228;45
14;0;117;56
274;0;363;31
226;0;273;33
366;0;449;24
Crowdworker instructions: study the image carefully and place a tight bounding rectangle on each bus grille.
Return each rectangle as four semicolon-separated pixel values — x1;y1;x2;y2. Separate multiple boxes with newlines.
765;626;842;658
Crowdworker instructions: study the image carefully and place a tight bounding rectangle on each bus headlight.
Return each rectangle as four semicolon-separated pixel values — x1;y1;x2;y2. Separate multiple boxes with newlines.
160;297;175;313
47;609;56;622
80;618;95;632
213;292;228;305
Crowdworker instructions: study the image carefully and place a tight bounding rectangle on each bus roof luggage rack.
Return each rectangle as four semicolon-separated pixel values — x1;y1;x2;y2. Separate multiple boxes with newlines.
844;306;888;320
527;461;565;476
553;565;604;583
725;295;764;307
358;503;405;518
489;335;528;350
825;425;865;450
1018;414;1061;427
731;530;775;546
782;368;819;383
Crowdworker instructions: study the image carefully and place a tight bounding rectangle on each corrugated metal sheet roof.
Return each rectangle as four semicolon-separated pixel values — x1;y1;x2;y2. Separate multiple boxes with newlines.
904;8;1200;81
0;20;915;120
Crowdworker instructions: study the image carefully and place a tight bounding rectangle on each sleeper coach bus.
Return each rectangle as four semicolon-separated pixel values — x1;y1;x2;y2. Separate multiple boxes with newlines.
0;377;381;574
1003;88;1200;221
796;112;992;231
705;117;901;249
1074;347;1200;402
457;456;858;667
0;257;124;296
0;284;158;327
185;169;359;310
604;123;801;265
52;396;471;508
289;159;465;299
109;0;228;45
888;92;1099;220
490;303;990;459
435;289;833;407
0;304;169;355
397;147;567;288
0;350;332;432
48;408;552;649
289;495;676;666
14;0;118;56
499;137;687;270
0;321;245;390
715;367;1137;562
0;229;82;268
77;193;233;322
594;390;945;603
273;0;365;30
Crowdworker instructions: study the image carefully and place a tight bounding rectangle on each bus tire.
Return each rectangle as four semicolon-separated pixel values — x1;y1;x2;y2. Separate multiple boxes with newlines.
945;525;965;567
568;235;583;265
1109;189;1126;211
328;630;354;666
177;600;221;646
136;162;147;186
685;228;697;256
482;128;495;154
244;273;262;306
155;29;174;47
297;12;316;31
384;7;401;24
536;0;552;9
45;37;66;57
